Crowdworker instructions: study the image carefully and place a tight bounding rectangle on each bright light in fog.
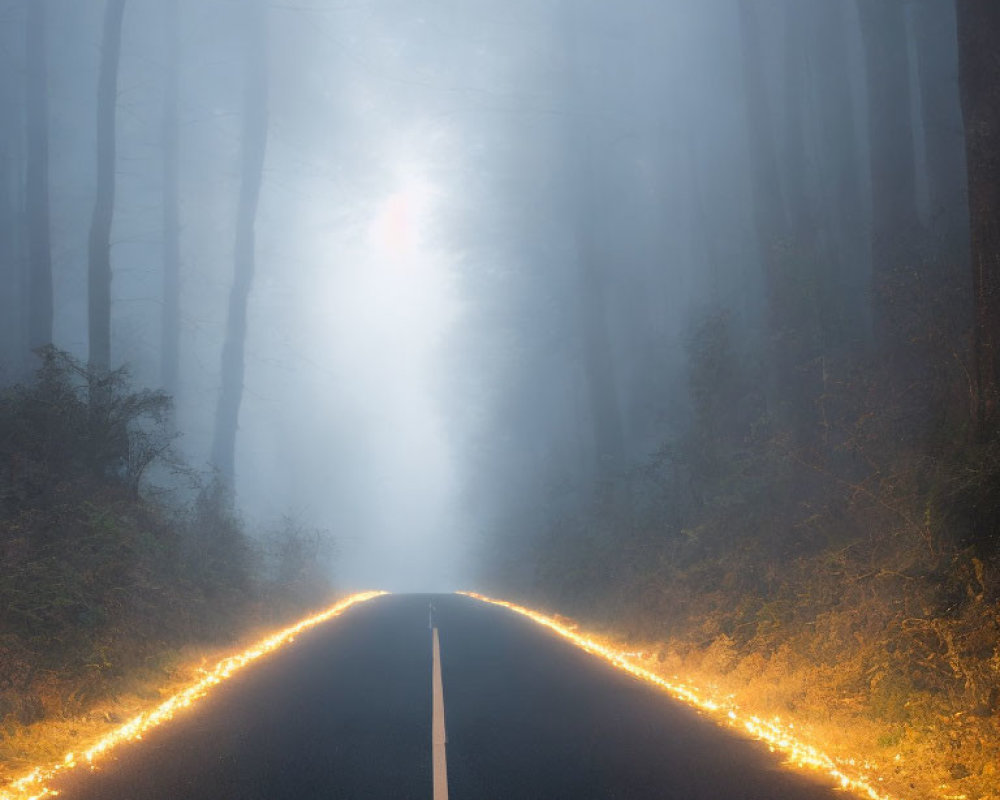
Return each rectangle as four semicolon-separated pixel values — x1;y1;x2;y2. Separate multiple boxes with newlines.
315;160;462;591
357;170;455;347
370;178;434;259
238;147;463;591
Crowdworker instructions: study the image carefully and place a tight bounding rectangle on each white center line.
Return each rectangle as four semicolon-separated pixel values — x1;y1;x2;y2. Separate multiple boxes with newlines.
431;626;449;800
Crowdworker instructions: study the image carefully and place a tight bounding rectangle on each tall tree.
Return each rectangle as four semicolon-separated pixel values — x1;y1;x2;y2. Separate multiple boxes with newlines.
738;2;788;260
856;1;921;351
811;0;869;345
87;0;127;373
957;0;1000;433
0;35;25;376
161;0;181;397
211;0;269;484
912;0;967;244
563;4;625;491
779;0;827;421
25;0;52;357
739;2;819;435
909;0;972;405
780;0;812;237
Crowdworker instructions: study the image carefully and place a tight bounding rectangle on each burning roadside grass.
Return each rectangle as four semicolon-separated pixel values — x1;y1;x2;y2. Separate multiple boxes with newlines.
462;592;1000;800
0;592;384;800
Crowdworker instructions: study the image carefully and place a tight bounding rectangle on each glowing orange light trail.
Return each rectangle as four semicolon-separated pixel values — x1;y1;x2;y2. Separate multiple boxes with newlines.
459;591;896;800
1;591;387;800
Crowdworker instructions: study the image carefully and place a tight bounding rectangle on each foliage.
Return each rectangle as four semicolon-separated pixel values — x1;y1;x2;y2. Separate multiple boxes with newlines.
482;237;1000;794
259;515;339;622
0;346;174;510
0;351;337;748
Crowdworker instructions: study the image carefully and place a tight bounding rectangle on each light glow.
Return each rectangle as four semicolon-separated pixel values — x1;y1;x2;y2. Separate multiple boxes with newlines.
1;591;387;800
459;591;896;800
319;157;462;590
368;172;436;260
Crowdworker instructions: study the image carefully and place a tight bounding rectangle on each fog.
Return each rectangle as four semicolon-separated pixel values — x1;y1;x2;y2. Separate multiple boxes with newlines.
0;0;973;596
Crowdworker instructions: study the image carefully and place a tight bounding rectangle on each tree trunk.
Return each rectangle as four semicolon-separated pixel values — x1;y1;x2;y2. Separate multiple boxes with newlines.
779;0;827;428
161;0;180;397
211;0;269;485
957;0;1000;433
856;0;921;352
26;0;52;357
811;0;869;347
563;4;625;492
0;51;25;377
740;2;817;433
912;0;968;245
781;1;812;236
738;2;788;259
87;0;126;374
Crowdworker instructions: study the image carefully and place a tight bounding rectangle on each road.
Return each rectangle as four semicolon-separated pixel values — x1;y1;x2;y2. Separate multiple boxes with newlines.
54;593;842;799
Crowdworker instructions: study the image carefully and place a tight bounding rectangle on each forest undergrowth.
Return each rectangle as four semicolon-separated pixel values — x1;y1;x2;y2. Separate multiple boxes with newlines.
0;348;337;781
507;300;1000;800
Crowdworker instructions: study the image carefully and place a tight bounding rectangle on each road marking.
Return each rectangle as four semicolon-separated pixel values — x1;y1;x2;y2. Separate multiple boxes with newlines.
431;627;449;800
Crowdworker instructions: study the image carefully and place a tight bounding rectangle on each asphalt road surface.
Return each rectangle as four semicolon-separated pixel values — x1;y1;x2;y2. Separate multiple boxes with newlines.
54;593;843;799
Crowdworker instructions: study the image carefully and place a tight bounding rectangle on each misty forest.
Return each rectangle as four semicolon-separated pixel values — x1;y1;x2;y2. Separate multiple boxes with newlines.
1;0;1000;797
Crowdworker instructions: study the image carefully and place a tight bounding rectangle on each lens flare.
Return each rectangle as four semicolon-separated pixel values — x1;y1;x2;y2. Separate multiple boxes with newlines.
459;591;896;800
1;591;387;800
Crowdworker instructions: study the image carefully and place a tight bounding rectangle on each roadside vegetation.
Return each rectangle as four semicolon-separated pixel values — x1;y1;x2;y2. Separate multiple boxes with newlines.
462;5;1000;798
0;348;337;780
495;281;1000;799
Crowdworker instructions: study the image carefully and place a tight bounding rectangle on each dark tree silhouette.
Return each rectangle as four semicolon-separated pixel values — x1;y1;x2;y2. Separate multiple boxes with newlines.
211;0;269;485
738;2;821;436
957;0;1000;433
564;6;625;491
912;0;968;247
856;0;921;352
25;0;52;358
87;0;127;373
161;0;181;399
738;2;787;261
810;0;868;345
1;7;27;374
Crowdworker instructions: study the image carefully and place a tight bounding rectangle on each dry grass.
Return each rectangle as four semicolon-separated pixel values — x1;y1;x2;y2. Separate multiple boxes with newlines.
0;641;225;784
582;599;1000;800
